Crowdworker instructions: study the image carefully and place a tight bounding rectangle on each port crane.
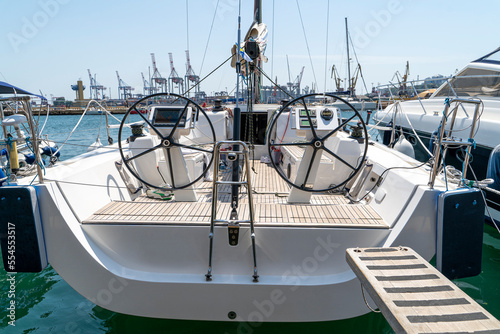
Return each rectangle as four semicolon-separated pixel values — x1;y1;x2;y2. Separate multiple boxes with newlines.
285;56;304;98
87;69;106;100
392;61;410;97
331;65;343;92
184;50;200;98
150;53;167;93
141;72;154;96
116;71;134;100
289;66;304;98
348;64;362;96
168;53;184;94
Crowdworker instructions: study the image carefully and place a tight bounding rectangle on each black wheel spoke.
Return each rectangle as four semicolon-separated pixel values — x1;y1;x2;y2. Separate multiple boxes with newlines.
272;141;310;147
174;142;215;154
124;144;162;163
322;113;357;141
323;146;357;170
301;148;318;188
169;102;190;137
166;148;176;188
301;98;318;139
133;107;165;139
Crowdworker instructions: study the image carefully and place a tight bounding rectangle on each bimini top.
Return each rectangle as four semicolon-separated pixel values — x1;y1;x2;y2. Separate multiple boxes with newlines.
0;81;45;99
473;47;500;65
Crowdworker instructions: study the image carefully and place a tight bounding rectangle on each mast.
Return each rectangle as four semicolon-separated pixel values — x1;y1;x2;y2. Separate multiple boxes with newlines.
254;0;262;23
231;0;243;208
253;0;262;103
345;17;351;97
233;1;242;142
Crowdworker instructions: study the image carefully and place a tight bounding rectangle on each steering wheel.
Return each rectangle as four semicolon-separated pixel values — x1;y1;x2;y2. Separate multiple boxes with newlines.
118;93;216;191
267;93;368;192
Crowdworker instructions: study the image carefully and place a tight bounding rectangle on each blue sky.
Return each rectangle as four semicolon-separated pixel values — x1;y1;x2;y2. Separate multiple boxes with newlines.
1;0;499;101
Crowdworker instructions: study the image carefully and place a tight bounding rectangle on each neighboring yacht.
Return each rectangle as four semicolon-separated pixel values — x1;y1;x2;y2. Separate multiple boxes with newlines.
373;47;500;223
0;81;59;183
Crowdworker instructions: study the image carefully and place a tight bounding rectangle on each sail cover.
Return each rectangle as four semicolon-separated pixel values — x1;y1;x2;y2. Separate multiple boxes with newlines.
231;22;268;71
0;81;45;99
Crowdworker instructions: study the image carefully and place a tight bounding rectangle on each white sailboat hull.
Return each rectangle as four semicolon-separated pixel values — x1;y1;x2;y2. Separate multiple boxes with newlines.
27;141;442;322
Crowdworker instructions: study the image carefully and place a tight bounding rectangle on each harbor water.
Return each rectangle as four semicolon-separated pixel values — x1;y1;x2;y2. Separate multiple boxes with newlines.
1;114;499;333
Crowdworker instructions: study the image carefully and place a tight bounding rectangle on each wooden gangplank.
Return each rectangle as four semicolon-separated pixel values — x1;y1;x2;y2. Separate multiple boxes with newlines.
346;247;500;334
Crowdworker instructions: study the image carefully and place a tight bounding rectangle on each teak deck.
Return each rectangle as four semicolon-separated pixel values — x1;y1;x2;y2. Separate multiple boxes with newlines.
346;247;500;334
83;162;386;228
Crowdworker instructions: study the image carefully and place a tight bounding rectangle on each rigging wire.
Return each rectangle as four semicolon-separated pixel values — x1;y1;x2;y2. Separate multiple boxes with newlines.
42;55;233;157
50;100;120;157
468;165;500;235
254;65;294;99
323;0;330;92
348;32;369;95
295;0;318;91
186;0;190;53
271;0;275;81
349;159;430;204
199;0;220;76
182;54;234;99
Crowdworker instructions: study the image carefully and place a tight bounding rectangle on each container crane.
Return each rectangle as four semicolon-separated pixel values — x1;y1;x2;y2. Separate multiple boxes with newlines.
150;53;167;93
289;66;304;97
141;72;154;96
168;53;183;94
116;71;134;100
285;55;304;98
87;69;106;100
286;55;293;94
184;50;200;98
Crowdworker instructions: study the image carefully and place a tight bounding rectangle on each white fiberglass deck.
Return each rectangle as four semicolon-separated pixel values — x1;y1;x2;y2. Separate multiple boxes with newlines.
83;162;386;228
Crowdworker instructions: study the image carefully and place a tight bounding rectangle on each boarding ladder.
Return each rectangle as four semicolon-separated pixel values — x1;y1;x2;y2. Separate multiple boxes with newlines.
206;141;258;282
429;98;482;188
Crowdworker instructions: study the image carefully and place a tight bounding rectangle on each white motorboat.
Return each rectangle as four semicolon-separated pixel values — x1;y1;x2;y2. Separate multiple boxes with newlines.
86;107;104;115
373;47;500;223
0;3;487;325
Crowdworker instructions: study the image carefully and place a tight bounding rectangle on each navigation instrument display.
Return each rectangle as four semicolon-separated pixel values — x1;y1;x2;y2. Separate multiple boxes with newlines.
152;108;187;127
